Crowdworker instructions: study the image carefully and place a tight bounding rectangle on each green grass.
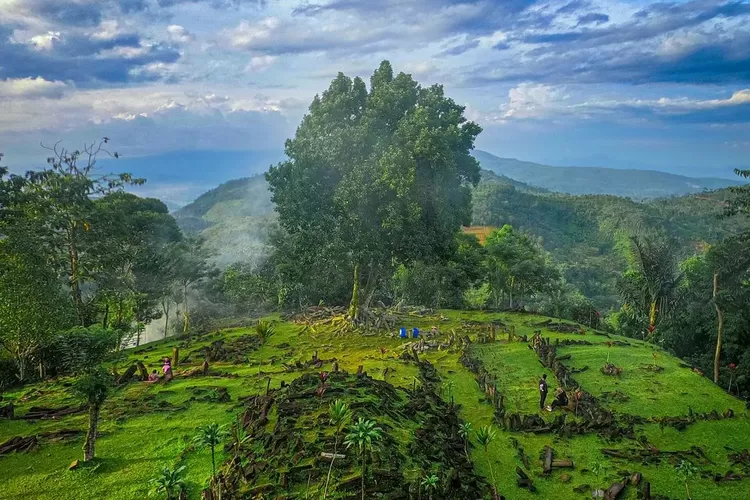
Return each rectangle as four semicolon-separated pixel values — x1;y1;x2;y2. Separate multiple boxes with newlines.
558;343;746;417
1;310;750;499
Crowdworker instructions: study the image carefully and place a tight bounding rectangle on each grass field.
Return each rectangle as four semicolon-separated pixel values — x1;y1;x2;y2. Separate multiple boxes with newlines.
1;310;749;499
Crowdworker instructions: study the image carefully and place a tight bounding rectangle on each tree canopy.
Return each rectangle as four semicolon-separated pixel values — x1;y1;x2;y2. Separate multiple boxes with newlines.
266;61;482;319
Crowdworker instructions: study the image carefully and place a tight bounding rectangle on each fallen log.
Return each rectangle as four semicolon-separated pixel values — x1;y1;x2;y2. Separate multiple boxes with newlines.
0;403;14;419
320;452;346;460
22;405;85;420
639;480;651;500
0;435;38;455
552;459;574;468
604;481;626;500
117;363;138;385
516;466;536;492
544;445;553;474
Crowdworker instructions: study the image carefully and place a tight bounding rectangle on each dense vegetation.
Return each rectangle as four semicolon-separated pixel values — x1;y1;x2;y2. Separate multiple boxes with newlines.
1;62;750;500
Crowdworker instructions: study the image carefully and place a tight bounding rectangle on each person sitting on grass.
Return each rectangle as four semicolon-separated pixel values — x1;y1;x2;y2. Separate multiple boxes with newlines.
547;387;569;411
163;358;173;381
147;370;159;383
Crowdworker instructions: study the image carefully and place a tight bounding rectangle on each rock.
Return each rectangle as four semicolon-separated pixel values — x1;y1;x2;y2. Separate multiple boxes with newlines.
560;473;572;483
68;459;80;470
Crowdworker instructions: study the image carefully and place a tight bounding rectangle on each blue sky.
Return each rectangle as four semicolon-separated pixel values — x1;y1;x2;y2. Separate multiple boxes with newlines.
1;0;749;204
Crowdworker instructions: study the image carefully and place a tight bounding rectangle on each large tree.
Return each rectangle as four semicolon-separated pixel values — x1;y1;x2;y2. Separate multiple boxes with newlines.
266;61;482;319
0;140;143;326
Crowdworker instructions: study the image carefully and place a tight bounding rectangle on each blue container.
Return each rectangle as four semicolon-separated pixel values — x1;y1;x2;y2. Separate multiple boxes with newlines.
412;327;419;338
400;327;407;338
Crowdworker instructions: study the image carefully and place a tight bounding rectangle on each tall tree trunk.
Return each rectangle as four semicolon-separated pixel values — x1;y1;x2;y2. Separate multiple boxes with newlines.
68;227;87;326
713;272;724;384
182;284;190;333
348;263;361;322
83;403;100;461
102;303;109;329
361;263;379;311
162;300;171;339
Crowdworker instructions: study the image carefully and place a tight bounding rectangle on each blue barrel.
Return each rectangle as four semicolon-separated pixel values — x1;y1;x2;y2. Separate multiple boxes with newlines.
413;327;419;338
400;327;407;338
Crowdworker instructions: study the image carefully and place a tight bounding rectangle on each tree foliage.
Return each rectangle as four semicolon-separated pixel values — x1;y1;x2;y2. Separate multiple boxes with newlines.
266;61;481;319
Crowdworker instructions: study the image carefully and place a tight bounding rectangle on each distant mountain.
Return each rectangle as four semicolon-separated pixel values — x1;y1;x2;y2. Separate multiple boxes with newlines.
472;150;745;199
173;175;276;268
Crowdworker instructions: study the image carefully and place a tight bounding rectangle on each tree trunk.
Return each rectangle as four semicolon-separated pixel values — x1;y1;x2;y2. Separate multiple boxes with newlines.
323;434;339;499
348;263;361;322
102;303;109;329
68;228;87;327
162;301;171;339
361;453;366;500
713;272;724;384
83;403;100;461
183;284;190;333
361;264;379;311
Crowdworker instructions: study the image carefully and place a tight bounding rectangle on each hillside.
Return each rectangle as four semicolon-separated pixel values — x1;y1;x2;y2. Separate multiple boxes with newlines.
473;150;745;199
2;311;749;499
173;175;276;268
174;168;749;309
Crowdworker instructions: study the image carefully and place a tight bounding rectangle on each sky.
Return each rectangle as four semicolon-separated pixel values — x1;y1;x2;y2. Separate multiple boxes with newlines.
1;0;749;205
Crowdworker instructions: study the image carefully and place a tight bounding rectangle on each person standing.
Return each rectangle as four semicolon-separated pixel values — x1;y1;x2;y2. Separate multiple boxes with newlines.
539;374;548;410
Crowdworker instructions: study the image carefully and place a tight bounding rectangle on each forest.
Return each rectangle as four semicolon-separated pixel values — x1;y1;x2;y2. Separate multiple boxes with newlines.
1;61;750;499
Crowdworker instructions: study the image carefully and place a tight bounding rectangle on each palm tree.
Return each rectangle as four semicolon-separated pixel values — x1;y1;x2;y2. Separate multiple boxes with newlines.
72;368;112;461
458;422;472;459
475;425;497;492
150;465;187;499
194;423;228;480
616;231;682;335
344;417;383;500
421;474;439;500
323;400;353;499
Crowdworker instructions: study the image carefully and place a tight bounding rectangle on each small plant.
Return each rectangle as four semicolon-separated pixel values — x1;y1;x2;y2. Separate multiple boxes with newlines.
255;319;275;344
150;465;187;499
675;460;698;499
194;423;228;480
229;415;251;462
344;417;383;500
323;400;353;499
443;380;456;405
421;474;439;500
590;460;604;480
458;422;472;459
475;425;497;491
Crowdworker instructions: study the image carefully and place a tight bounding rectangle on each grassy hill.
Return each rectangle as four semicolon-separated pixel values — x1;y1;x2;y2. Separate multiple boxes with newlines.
473;150;745;199
2;312;750;499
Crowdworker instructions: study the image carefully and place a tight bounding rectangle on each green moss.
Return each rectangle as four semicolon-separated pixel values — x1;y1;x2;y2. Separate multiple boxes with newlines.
2;311;749;499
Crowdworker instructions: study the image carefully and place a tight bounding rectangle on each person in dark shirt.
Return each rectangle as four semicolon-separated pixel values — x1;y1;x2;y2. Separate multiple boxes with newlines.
549;387;569;411
539;374;548;410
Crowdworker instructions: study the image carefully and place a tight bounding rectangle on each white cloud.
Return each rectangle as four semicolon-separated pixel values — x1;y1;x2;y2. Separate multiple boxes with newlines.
28;31;60;50
167;24;195;44
227;17;280;49
0;77;70;99
246;55;277;72
502;83;566;119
